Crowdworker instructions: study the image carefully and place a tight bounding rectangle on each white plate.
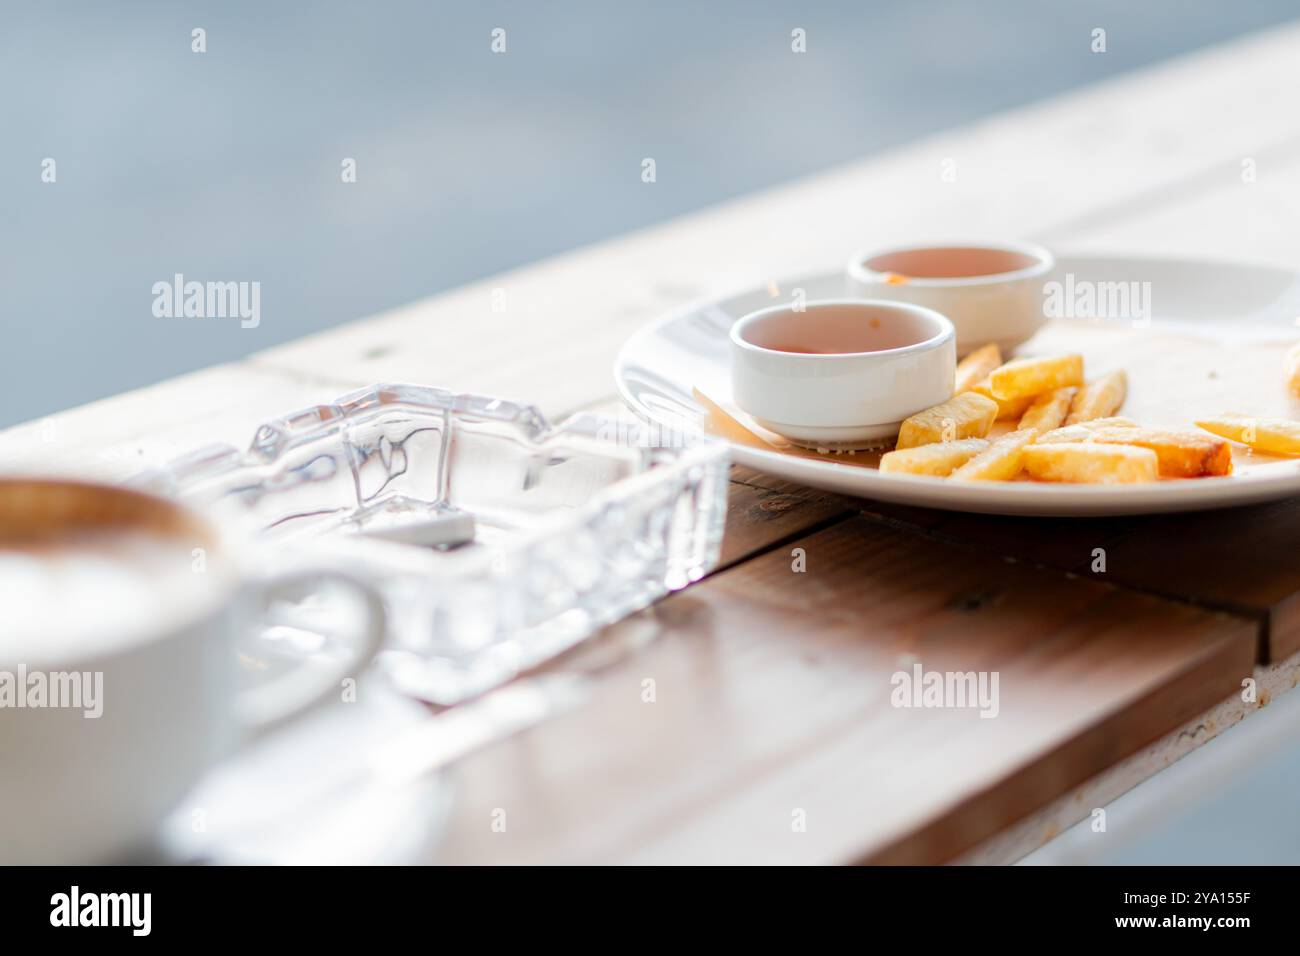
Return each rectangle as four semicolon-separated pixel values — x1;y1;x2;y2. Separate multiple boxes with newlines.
615;254;1300;516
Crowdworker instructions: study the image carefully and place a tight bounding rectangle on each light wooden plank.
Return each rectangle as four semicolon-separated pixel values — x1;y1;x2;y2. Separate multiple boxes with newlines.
0;363;353;481
1045;140;1300;264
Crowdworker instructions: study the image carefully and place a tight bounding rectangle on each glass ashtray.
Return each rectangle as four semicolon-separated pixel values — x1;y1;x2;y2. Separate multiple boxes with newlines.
137;384;729;705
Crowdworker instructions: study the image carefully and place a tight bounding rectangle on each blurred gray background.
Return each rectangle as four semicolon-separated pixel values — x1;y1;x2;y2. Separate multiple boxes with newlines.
5;1;1300;429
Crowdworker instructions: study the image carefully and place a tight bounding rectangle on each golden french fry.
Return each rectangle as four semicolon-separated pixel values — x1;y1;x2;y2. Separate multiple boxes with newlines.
880;439;990;476
988;354;1084;401
954;343;1002;394
1087;427;1232;477
895;392;999;449
950;429;1038;481
1034;418;1137;444
972;377;1036;420
1287;343;1300;399
1065;370;1128;424
1018;386;1077;433
1023;442;1158;484
1195;415;1300;456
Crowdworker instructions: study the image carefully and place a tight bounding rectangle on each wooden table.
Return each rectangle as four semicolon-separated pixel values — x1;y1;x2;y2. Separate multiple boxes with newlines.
7;25;1300;864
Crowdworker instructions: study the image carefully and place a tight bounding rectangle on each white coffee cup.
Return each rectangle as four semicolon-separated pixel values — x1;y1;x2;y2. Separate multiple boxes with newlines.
0;479;387;864
847;239;1054;354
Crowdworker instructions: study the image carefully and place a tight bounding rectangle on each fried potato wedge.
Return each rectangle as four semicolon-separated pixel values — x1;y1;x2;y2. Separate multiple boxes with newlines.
1034;418;1138;444
895;392;999;449
1023;442;1158;484
1017;386;1077;433
971;378;1036;420
1195;415;1300;456
880;438;991;476
1088;427;1232;477
950;430;1038;481
1065;370;1128;424
954;343;1002;394
1287;342;1300;399
988;354;1084;401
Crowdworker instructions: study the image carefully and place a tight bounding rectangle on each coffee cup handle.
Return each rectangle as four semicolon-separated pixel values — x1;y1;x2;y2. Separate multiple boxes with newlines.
234;568;387;739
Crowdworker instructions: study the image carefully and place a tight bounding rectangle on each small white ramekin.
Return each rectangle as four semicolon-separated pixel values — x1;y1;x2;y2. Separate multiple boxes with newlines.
729;299;955;449
846;239;1054;355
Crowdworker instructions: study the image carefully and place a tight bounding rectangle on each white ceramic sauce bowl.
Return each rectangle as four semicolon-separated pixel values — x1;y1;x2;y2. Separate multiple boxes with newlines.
729;299;955;449
847;240;1054;354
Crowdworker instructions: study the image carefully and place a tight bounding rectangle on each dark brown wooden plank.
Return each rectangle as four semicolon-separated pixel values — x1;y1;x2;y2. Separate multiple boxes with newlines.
856;496;1300;663
715;465;856;571
431;515;1254;864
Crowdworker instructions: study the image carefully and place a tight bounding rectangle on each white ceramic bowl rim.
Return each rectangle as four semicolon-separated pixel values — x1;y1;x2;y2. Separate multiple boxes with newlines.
849;238;1055;288
730;298;955;359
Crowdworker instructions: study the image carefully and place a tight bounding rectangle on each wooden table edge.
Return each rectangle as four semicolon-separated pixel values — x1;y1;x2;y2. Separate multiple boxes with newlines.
953;642;1300;864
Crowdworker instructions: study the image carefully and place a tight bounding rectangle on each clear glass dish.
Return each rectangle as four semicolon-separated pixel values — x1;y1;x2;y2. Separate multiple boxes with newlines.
137;384;729;705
